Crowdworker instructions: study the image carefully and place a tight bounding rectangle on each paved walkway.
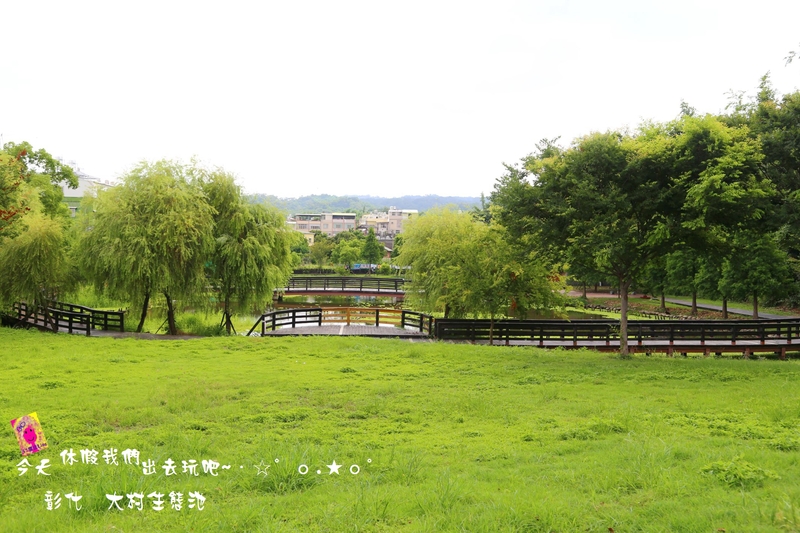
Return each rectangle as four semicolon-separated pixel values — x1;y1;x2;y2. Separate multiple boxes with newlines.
663;298;792;320
258;324;430;339
569;291;796;320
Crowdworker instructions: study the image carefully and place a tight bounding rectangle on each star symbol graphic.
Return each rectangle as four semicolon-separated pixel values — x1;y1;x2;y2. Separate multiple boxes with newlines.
327;460;342;475
254;460;270;476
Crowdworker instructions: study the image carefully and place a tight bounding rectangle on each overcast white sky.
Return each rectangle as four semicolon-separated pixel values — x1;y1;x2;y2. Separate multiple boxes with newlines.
2;1;798;199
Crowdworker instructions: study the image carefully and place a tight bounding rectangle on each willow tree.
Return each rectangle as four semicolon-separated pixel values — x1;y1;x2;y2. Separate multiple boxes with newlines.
396;208;477;318
78;160;214;334
0;214;71;329
397;208;561;328
202;172;294;334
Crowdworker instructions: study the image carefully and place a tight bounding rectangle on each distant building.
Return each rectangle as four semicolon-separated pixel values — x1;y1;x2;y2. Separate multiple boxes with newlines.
59;162;114;216
286;220;315;245
291;212;357;238
387;207;417;235
358;212;390;236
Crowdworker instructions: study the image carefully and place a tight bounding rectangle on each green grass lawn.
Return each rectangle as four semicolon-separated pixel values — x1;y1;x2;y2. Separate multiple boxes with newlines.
3;329;800;532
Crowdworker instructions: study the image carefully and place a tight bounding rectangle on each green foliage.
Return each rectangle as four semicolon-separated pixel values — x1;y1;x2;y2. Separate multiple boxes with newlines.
0;214;71;319
0;142;77;233
398;208;562;322
308;234;334;272
362;228;384;267
76;160;215;334
493;131;676;354
331;238;363;269
0;152;28;232
397;208;479;317
203;172;294;333
701;456;780;489
719;232;791;316
1;141;77;222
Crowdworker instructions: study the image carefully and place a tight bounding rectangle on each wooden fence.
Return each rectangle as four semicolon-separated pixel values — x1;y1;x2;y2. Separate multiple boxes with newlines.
247;307;432;336
282;277;405;293
13;301;125;334
433;318;800;346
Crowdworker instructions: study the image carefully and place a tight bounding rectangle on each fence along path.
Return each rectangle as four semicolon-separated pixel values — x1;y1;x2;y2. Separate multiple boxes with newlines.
12;301;125;335
249;310;800;357
433;317;800;357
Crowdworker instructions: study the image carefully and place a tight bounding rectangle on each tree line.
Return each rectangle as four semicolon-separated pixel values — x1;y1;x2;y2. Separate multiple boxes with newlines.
0;152;297;335
397;76;800;355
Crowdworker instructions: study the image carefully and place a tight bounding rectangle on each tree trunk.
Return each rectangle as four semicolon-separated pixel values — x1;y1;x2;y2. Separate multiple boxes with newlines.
224;293;232;335
722;297;728;319
619;278;631;357
489;316;494;346
444;303;450;319
753;292;759;320
137;291;150;333
43;302;56;332
691;290;697;316
164;292;178;335
659;290;666;313
582;282;587;299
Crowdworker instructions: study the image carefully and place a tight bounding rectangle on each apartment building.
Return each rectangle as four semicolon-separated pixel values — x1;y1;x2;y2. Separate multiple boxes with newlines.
292;212;357;237
358;212;390;236
387;207;417;235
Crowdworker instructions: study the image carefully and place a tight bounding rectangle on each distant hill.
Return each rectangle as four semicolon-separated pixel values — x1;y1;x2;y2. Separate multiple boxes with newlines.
249;194;481;214
355;195;481;212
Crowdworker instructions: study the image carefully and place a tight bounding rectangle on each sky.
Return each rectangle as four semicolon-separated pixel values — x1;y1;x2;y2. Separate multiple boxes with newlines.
2;0;799;199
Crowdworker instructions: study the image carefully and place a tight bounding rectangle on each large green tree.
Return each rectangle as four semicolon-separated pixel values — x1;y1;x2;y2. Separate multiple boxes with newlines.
0;142;77;233
308;234;334;273
77;160;214;335
396;209;476;317
0;214;71;329
719;232;790;318
361;228;384;270
493;130;677;356
203;172;294;334
397;208;561;324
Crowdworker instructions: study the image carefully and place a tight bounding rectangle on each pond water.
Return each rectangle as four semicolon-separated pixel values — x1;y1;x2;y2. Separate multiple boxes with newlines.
275;295;401;308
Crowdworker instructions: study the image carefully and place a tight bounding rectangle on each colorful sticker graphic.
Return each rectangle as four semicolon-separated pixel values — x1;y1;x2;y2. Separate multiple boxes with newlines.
10;412;48;456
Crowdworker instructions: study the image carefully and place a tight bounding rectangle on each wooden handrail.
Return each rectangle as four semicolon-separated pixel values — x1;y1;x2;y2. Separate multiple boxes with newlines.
281;277;406;293
247;307;433;336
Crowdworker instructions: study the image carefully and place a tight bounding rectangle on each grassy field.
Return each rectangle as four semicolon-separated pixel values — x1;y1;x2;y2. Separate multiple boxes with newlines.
3;329;800;532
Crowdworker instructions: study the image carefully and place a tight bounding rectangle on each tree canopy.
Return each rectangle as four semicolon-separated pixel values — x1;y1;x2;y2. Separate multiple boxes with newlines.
77;160;215;334
203;171;294;333
396;208;563;330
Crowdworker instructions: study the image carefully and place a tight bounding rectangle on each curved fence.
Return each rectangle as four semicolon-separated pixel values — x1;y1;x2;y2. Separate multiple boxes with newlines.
247;307;432;336
12;301;125;335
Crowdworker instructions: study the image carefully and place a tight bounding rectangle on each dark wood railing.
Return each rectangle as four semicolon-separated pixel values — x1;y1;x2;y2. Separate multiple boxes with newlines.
247;307;432;336
281;277;405;293
13;301;125;334
13;302;92;335
433;318;800;346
